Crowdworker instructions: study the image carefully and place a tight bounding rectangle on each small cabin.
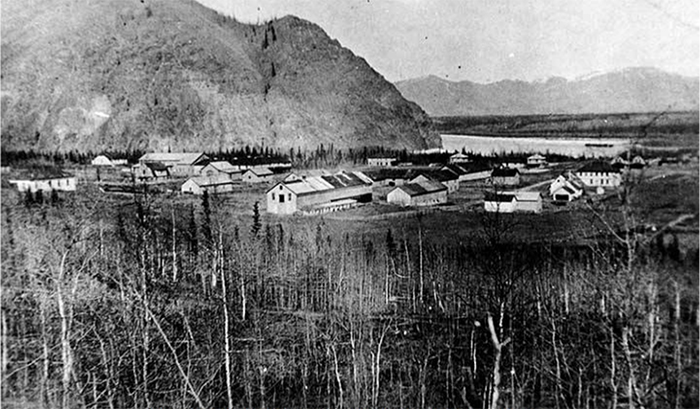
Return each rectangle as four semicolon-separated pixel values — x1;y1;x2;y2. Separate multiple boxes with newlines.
491;167;521;186
526;154;547;168
449;153;471;164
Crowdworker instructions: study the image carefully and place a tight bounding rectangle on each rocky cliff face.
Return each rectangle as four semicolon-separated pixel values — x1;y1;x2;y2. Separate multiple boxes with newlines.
395;68;699;117
1;0;439;152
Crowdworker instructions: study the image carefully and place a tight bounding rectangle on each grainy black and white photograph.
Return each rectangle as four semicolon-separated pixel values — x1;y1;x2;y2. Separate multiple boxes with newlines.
1;0;698;407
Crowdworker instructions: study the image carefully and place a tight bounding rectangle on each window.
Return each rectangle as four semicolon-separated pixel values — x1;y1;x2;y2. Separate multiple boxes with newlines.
279;195;285;203
288;194;292;201
272;193;276;200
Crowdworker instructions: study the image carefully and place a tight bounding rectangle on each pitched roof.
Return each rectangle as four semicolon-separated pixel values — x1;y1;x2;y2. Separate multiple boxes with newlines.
185;174;236;187
364;168;409;181
268;171;370;196
205;161;239;172
552;185;577;195
245;167;274;176
8;166;73;181
394;180;447;197
441;164;469;175
411;169;458;182
577;161;619;173
321;172;369;188
485;191;540;202
139;153;208;166
514;191;541;202
484;192;516;202
491;167;520;177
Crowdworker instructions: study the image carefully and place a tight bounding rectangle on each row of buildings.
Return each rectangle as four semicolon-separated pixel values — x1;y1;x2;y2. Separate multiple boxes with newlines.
368;153;548;168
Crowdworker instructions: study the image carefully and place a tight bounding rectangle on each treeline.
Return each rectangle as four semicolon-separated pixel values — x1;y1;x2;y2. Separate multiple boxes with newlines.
0;149;147;167
2;189;697;408
1;144;594;173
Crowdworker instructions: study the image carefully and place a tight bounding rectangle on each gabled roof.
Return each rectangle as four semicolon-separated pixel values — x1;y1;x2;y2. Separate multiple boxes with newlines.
528;154;546;160
139;153;208;166
441;164;469;175
204;161;239;173
450;153;470;159
8;166;73;181
267;171;370;196
552;185;577;195
577;161;619;173
145;162;170;172
244;167;274;176
321;172;370;188
411;169;458;183
394;180;447;197
185;174;236;187
491;167;520;177
514;191;541;202
364;168;409;181
485;191;540;203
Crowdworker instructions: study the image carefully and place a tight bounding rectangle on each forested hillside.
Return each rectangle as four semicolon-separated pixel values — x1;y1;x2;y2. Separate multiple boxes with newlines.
1;0;438;153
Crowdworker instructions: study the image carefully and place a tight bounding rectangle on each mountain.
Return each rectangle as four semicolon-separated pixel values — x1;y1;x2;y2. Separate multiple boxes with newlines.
1;0;439;153
394;68;699;117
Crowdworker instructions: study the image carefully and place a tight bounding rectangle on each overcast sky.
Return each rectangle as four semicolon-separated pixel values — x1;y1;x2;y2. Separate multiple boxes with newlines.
196;0;698;83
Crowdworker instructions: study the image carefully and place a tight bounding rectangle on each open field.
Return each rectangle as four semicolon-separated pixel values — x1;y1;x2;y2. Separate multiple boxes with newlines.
6;158;694;251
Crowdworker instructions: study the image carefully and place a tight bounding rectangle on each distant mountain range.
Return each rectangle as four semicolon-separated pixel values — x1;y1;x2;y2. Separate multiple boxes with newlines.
1;0;439;153
394;67;699;117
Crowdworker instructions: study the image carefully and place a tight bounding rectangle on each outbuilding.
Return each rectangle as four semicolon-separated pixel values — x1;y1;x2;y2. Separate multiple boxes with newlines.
449;153;471;164
387;180;447;206
242;167;274;183
491;167;521;186
138;152;209;177
409;169;459;193
181;175;237;195
549;173;584;202
9;168;77;193
484;191;542;213
199;161;242;179
526;154;547;168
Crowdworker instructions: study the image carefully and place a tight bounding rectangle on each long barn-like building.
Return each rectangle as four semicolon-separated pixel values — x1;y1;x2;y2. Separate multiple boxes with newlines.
266;171;372;215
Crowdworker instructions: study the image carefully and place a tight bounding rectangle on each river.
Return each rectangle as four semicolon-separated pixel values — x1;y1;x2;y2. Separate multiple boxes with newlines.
441;134;630;157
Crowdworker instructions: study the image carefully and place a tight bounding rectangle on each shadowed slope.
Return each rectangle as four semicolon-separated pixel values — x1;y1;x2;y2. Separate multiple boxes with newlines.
1;0;439;152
